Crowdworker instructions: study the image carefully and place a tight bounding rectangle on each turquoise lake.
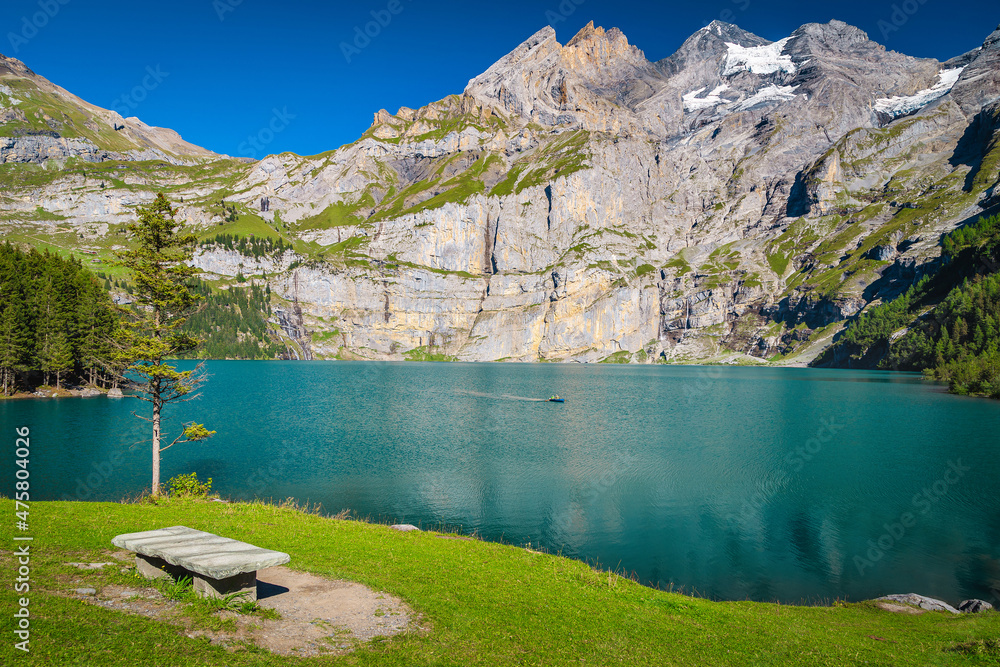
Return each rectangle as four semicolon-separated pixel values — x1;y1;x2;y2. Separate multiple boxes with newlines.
4;362;999;605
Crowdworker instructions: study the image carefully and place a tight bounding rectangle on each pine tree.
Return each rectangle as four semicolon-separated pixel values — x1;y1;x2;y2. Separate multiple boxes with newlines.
114;193;215;496
36;299;75;390
44;329;74;390
0;299;31;395
0;246;31;394
77;279;116;386
35;275;64;387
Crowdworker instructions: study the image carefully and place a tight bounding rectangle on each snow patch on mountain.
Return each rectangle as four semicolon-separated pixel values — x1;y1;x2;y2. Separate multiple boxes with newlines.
735;84;799;110
723;38;795;76
682;85;730;111
874;67;965;118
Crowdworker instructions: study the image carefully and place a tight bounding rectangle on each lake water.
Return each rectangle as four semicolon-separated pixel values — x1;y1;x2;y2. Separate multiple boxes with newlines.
4;361;999;605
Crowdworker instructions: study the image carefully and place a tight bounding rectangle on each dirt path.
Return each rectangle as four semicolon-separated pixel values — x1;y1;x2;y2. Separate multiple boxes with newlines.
65;555;419;657
249;566;415;655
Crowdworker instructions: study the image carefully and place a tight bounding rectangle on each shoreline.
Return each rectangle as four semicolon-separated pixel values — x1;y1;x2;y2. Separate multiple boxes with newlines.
18;495;997;611
0;386;115;401
5;497;996;664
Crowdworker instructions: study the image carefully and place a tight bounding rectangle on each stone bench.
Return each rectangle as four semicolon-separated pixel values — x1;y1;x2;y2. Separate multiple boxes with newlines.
112;526;290;601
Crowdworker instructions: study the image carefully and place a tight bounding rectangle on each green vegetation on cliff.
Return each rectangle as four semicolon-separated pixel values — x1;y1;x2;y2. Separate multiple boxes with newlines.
890;273;1000;396
200;233;292;259
180;279;281;360
815;214;1000;397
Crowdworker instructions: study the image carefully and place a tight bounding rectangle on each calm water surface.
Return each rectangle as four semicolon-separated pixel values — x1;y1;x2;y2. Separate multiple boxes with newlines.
4;362;999;604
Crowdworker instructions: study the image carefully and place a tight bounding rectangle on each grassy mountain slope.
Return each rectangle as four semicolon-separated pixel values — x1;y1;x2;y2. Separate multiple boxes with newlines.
815;213;1000;396
0;52;216;159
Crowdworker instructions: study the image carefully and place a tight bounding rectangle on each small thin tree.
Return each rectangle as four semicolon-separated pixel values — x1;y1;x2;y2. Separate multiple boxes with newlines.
115;193;215;496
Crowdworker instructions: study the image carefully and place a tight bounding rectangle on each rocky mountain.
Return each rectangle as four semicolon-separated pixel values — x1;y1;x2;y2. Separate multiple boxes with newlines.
0;54;216;164
2;19;999;364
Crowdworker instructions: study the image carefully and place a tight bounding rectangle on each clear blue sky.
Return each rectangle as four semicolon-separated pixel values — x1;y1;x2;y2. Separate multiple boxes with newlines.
2;0;996;158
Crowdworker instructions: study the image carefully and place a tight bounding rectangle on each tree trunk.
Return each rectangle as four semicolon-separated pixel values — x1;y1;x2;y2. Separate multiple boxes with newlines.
152;307;162;496
152;393;162;496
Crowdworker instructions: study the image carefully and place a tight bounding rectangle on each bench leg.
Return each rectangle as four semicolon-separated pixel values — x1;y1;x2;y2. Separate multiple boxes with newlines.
193;571;258;602
135;554;187;581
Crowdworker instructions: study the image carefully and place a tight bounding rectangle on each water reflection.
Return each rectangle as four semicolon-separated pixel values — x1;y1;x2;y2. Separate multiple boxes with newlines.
2;361;998;605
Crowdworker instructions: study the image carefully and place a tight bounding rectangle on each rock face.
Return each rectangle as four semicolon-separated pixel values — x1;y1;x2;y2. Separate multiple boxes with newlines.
464;22;656;134
958;599;994;613
1;135;110;163
876;594;960;614
949;25;1000;114
3;21;1000;363
191;248;295;277
237;20;1000;363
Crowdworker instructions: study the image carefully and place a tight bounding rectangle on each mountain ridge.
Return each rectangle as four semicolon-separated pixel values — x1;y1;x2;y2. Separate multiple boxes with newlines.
1;19;999;365
0;52;217;164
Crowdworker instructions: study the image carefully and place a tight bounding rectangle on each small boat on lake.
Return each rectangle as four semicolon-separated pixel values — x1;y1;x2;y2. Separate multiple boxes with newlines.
547;396;565;403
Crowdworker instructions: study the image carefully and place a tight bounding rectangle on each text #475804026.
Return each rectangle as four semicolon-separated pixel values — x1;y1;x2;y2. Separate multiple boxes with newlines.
13;426;31;653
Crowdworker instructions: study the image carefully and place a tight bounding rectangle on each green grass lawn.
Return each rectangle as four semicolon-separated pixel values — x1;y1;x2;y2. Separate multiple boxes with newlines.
197;213;284;242
1;499;998;665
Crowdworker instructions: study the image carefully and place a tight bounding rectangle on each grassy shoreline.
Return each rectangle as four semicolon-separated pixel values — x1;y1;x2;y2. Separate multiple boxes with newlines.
0;385;110;400
1;498;998;665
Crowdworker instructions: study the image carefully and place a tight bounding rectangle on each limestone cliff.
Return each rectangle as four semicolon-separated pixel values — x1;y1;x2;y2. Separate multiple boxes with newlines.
2;21;1000;364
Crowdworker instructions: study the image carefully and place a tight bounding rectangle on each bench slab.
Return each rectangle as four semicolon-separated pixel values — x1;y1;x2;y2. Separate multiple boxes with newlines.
112;526;290;600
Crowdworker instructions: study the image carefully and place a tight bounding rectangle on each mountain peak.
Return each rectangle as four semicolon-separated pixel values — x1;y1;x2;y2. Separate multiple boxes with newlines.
521;25;559;51
562;21;648;68
948;21;1000;113
465;21;652;129
986;24;1000;48
471;25;559;82
788;19;874;52
567;20;601;46
0;53;35;78
565;20;633;49
655;20;769;77
1;52;216;161
695;20;769;47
